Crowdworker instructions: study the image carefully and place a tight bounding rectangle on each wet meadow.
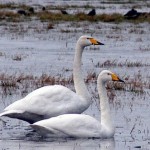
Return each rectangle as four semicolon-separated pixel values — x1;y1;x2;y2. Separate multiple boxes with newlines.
0;0;150;149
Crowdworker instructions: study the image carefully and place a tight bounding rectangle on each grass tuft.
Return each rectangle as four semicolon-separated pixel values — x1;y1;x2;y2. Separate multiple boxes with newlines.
47;23;54;30
95;59;150;68
0;11;20;22
0;71;149;96
0;3;149;23
97;13;124;22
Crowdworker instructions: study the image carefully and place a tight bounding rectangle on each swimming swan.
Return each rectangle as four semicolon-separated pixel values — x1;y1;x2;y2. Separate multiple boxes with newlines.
0;36;104;124
31;70;124;138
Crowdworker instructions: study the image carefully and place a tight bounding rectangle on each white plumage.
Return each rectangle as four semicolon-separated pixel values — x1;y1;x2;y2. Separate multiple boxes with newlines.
31;70;124;138
0;35;104;123
31;114;102;138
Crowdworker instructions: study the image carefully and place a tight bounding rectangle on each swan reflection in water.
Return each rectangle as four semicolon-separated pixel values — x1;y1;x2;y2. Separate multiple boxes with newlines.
0;138;115;150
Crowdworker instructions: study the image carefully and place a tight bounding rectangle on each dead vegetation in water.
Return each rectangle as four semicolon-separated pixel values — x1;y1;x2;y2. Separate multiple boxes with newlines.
11;53;28;61
139;45;150;51
12;54;23;61
107;71;149;95
95;59;150;68
0;73;74;96
129;28;145;34
0;71;149;97
47;23;54;30
85;71;149;95
0;52;4;56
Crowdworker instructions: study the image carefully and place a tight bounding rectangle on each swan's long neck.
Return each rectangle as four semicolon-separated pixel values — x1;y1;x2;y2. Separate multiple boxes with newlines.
97;77;114;131
73;43;91;104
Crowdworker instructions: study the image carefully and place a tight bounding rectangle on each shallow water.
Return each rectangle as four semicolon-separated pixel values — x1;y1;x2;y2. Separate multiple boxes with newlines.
0;138;116;150
0;0;150;150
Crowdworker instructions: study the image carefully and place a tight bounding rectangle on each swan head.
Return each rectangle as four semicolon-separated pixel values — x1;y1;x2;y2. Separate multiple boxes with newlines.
99;70;124;83
77;35;104;47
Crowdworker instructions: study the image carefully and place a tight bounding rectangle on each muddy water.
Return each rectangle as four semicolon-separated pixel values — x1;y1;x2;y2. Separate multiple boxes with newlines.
0;0;150;150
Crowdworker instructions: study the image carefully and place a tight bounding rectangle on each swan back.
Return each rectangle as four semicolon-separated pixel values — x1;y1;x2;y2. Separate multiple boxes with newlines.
31;114;102;138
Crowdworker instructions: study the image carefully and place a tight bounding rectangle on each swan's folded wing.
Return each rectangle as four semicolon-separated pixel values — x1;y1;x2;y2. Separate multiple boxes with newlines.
30;124;55;135
31;114;101;138
0;110;45;123
0;110;24;117
2;85;85;118
30;124;68;137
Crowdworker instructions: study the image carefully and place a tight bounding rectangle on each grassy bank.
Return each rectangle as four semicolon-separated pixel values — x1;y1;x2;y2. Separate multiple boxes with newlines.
0;3;150;23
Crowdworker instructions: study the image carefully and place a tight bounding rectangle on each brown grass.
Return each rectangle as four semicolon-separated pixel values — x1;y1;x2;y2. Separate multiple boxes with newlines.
0;11;20;22
12;54;22;61
36;11;124;22
0;3;149;23
47;23;54;30
0;9;149;23
0;70;149;96
107;71;149;95
0;73;74;96
97;13;123;22
95;59;150;68
0;3;32;10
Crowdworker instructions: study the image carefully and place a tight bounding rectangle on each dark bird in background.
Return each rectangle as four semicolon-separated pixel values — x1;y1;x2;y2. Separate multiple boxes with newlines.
29;7;34;13
42;6;46;11
61;10;68;15
124;8;141;19
87;9;96;16
17;10;27;16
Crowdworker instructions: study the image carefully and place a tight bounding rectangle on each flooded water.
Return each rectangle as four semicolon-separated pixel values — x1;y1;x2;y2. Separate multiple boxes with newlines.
0;138;116;150
0;0;150;150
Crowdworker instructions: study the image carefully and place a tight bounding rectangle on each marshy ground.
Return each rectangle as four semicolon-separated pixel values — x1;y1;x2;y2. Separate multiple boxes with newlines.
0;0;150;150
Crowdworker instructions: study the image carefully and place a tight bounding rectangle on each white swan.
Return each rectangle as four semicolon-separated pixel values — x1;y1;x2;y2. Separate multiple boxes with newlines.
31;70;124;138
0;35;104;124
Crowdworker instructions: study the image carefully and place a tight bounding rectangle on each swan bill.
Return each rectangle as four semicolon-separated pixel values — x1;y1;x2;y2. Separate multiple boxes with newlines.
111;73;124;83
89;38;104;45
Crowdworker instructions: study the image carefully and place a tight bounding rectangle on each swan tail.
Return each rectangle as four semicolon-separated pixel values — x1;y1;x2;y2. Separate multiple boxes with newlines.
30;124;55;136
0;110;25;117
0;110;45;124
